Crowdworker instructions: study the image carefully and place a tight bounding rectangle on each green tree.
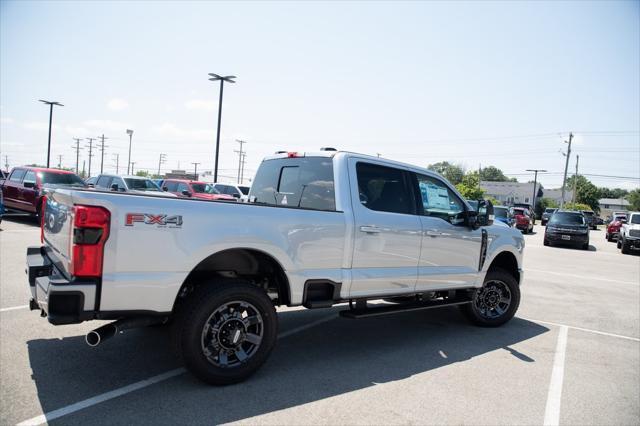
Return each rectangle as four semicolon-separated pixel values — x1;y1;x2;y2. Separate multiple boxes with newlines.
565;175;600;212
479;165;516;182
455;172;484;200
627;188;640;210
427;161;465;185
564;202;591;212
599;187;629;199
135;170;150;177
535;197;558;218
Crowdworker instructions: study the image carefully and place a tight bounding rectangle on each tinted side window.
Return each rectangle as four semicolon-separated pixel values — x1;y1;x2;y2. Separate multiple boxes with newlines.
23;171;37;184
96;176;112;188
9;169;26;182
250;157;335;211
177;183;190;193
356;162;414;215
415;174;465;224
164;181;178;192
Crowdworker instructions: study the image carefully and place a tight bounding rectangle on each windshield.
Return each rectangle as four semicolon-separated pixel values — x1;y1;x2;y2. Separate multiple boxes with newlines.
631;215;640;224
494;206;509;218
124;178;160;191
239;186;250;195
582;211;593;217
544;208;556;213
191;183;220;194
39;172;85;187
549;212;585;225
513;208;527;216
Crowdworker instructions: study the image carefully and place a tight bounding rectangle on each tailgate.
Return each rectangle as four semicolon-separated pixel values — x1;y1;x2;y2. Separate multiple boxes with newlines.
42;190;74;278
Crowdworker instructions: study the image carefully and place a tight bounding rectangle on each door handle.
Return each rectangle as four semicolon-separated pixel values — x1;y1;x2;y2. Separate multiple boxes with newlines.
359;225;381;234
425;229;442;237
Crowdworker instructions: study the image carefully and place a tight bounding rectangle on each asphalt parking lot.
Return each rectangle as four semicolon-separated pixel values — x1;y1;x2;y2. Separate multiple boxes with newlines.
1;215;638;425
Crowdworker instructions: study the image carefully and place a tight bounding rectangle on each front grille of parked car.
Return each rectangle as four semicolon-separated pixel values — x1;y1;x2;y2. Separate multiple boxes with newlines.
549;227;585;234
630;230;640;238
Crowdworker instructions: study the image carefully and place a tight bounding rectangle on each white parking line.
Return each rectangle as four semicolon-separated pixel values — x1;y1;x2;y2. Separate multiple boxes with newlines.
17;313;339;425
0;305;28;313
523;317;640;342
525;268;639;286
543;325;568;426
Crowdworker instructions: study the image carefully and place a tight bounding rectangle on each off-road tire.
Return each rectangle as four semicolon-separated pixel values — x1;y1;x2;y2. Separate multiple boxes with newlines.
172;281;278;385
461;267;520;327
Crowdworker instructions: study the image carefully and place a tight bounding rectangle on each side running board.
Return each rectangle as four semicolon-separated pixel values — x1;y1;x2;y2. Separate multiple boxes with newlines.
339;296;472;319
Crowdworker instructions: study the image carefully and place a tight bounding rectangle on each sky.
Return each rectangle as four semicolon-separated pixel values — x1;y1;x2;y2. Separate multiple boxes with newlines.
1;0;639;190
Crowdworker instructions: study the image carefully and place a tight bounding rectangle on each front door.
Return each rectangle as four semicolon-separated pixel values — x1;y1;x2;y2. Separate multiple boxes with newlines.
348;159;422;298
412;173;481;291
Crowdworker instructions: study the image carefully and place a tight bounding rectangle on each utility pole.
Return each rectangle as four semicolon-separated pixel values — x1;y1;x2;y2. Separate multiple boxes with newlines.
130;162;136;175
113;153;120;174
72;138;83;174
234;139;246;184
98;134;109;174
57;154;63;169
86;138;95;177
38;100;64;168
208;73;236;182
82;160;86;179
526;169;547;218
126;129;134;175
560;132;573;208
572;155;579;204
3;155;8;172
157;153;167;176
240;152;247;184
192;162;201;180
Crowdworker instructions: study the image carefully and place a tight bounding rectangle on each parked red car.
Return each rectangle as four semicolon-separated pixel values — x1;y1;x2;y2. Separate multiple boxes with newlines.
162;179;235;201
513;207;534;233
0;167;86;220
605;216;627;242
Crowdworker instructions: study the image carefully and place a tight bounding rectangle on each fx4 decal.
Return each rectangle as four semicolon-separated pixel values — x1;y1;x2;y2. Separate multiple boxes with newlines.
125;213;183;228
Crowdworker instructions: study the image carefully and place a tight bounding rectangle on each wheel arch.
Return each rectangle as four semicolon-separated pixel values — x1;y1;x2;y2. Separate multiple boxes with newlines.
174;248;291;312
486;250;520;284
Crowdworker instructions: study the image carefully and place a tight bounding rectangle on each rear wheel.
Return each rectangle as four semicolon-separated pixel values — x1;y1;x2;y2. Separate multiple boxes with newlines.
543;238;550;246
461;268;520;327
173;281;278;385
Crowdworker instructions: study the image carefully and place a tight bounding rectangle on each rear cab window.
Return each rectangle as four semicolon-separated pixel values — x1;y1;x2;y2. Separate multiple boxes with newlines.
250;157;336;211
355;162;414;215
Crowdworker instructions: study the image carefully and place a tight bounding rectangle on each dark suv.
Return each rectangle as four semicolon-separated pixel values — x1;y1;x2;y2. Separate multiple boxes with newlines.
581;210;597;230
544;210;590;250
0;167;85;220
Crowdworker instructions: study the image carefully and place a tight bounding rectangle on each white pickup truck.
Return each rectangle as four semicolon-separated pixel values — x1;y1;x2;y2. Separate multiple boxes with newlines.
26;150;525;384
618;211;640;254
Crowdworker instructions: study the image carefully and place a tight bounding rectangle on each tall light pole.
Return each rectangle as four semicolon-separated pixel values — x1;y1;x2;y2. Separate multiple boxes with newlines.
126;129;134;175
526;169;547;222
38;100;64;168
208;73;236;183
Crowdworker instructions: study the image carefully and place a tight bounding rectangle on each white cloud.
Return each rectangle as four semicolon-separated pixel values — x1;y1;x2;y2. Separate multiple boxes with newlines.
65;126;90;136
107;98;129;111
152;123;214;141
185;99;217;111
0;117;14;124
22;121;57;131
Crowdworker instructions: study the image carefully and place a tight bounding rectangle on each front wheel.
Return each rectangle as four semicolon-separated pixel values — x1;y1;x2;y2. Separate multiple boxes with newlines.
461;268;520;327
621;238;631;255
173;281;278;385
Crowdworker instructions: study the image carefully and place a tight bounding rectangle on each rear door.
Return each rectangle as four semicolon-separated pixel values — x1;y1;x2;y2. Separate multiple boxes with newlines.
412;173;481;291
348;159;421;297
3;168;26;209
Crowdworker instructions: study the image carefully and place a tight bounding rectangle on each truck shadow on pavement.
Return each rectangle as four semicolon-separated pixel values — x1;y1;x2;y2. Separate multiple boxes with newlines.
26;307;549;425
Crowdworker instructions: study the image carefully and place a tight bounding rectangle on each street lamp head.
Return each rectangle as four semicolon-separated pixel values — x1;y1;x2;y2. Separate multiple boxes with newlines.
38;100;64;107
126;129;134;135
208;73;236;83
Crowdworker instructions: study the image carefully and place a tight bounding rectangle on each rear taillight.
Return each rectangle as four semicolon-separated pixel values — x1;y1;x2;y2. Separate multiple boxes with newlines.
70;205;110;278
